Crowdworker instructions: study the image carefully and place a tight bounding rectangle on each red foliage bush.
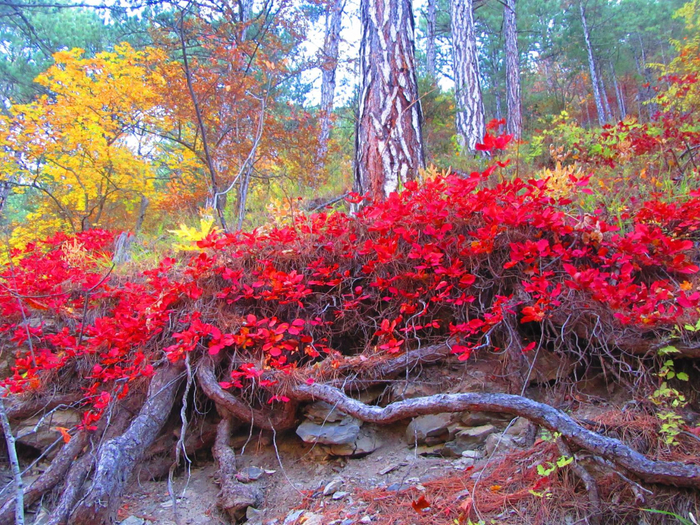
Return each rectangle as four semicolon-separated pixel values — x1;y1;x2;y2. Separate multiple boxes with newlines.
2;154;699;428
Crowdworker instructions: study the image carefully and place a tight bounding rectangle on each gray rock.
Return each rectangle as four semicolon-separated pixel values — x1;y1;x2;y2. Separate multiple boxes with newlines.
454;424;497;447
305;401;347;423
119;518;146;525
283;509;304;524
329;427;380;457
302;512;324;525
332;491;349;500
405;413;454;445
485;432;520;456
246;506;263;520
236;466;265;483
296;417;361;446
15;409;81;452
323;478;344;496
504;417;531;441
459;411;511;428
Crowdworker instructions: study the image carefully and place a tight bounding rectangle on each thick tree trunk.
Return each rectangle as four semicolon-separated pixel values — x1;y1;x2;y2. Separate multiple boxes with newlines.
68;365;184;524
580;1;605;126
355;0;425;200
317;0;346;164
451;0;485;152
503;0;522;139
426;0;437;79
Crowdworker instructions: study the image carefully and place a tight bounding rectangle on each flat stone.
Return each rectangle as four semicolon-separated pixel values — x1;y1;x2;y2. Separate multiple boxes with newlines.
485;432;520;456
305;401;347;423
302;512;324;525
323;478;344;496
454;424;497;447
120;517;146;525
459;411;511;428
15;409;81;451
329;427;380;457
332;491;349;500
283;509;304;524
405;414;454;445
296;417;361;446
246;506;263;520
236;466;265;483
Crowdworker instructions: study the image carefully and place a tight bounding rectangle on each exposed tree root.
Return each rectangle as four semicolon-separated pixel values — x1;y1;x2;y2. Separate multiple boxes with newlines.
67;365;184;524
4;393;82;423
289;382;700;488
0;431;88;525
198;357;298;431
212;414;260;521
45;453;94;525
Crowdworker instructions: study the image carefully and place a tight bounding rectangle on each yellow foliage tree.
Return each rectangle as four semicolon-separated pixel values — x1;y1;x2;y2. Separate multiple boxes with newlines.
0;44;170;246
653;0;700;114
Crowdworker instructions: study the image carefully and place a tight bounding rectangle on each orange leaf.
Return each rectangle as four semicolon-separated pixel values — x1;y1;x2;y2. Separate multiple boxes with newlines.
55;426;71;443
411;495;431;513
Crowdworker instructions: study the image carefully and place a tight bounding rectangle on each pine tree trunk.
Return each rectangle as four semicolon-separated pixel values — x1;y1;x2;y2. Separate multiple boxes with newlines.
579;1;605;126
355;0;425;200
503;0;521;139
317;0;345;164
451;0;485;152
426;0;437;79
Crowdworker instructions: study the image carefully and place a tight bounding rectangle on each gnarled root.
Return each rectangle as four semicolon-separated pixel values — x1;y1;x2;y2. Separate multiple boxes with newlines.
213;415;260;522
289;382;700;489
67;364;184;524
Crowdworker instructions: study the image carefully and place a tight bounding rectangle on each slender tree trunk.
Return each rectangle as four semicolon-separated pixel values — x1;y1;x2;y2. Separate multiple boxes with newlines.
426;0;437;79
317;0;346;165
503;0;521;138
598;65;613;122
635;33;657;120
579;1;605;126
451;0;485;152
610;63;626;119
355;0;425;200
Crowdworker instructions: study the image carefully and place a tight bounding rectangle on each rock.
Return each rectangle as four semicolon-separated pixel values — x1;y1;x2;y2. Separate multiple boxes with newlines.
120;517;146;525
485;432;521;456
391;381;441;401
360;517;373;524
332;491;349;500
504;417;531;442
283;509;304;524
461;449;484;459
459;411;510;428
302;512;324;525
453;424;497;447
405;414;454;445
329;427;380;457
236;466;265;483
296;417;361;446
305;401;347;423
246;506;263;521
15;409;81;452
323;478;344;496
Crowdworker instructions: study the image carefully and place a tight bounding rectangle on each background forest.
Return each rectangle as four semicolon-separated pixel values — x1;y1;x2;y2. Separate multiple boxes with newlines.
0;0;695;246
1;0;700;524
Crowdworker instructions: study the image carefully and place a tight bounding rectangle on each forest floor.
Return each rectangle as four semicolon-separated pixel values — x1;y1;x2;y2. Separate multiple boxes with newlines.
62;352;677;525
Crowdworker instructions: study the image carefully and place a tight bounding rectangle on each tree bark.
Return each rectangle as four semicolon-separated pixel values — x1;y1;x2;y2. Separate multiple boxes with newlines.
354;0;425;201
426;0;437;79
611;62;626;119
68;365;184;524
290;383;700;488
503;0;522;139
579;1;605;126
598;64;613;122
317;0;346;165
451;0;485;152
